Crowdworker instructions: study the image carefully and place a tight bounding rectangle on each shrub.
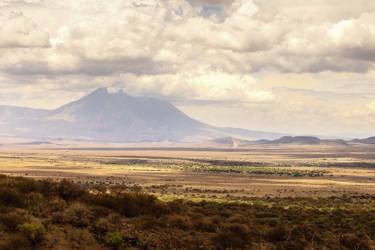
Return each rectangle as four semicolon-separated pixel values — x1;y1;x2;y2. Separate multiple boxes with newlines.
12;177;39;194
46;197;67;213
0;188;25;208
194;217;217;232
57;180;86;201
38;179;56;198
87;192;169;217
0;211;27;231
340;234;370;250
267;225;289;242
212;223;252;249
93;216;118;236
25;192;44;214
18;222;46;246
63;202;92;227
0;233;31;250
166;214;192;230
105;231;124;250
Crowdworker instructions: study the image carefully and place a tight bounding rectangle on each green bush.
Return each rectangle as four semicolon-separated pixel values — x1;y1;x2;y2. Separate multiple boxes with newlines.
18;222;46;246
105;231;124;250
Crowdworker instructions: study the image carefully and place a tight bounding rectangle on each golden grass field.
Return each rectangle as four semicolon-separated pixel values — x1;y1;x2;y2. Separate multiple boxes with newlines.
0;144;374;201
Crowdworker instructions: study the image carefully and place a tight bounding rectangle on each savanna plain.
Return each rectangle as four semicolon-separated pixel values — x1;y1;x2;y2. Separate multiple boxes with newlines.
0;144;374;249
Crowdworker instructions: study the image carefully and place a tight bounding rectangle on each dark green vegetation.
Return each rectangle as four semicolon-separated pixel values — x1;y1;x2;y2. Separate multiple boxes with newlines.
0;175;374;249
98;156;328;177
189;165;327;177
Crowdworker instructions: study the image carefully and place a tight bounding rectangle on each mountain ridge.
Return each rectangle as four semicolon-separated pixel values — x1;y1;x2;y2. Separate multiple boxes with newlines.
255;136;348;146
210;135;375;146
0;88;283;142
351;137;375;144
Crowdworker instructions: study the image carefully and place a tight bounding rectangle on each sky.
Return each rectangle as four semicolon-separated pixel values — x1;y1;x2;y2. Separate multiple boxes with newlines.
0;0;375;138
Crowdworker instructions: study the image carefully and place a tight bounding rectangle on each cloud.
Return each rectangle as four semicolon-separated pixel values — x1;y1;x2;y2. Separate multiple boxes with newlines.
2;0;375;76
254;0;375;22
117;69;274;103
329;14;375;61
0;12;50;48
367;100;375;114
190;0;233;4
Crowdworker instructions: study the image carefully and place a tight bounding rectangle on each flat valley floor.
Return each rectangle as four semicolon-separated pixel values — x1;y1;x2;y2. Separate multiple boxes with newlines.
1;144;375;201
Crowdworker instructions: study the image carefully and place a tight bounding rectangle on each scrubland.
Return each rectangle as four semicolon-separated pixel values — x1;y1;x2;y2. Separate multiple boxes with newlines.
0;175;374;249
0;145;374;249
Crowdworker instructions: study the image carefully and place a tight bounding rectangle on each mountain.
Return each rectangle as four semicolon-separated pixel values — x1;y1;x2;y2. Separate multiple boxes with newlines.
255;136;348;146
351;137;375;144
0;88;282;142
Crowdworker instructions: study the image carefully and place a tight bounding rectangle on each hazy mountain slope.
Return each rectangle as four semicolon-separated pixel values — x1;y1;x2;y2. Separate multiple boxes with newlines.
0;105;48;136
0;106;47;124
0;88;284;142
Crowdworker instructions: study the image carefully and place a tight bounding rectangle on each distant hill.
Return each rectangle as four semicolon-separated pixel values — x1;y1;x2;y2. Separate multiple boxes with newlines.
0;88;282;142
351;137;375;144
211;135;375;147
254;136;348;146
